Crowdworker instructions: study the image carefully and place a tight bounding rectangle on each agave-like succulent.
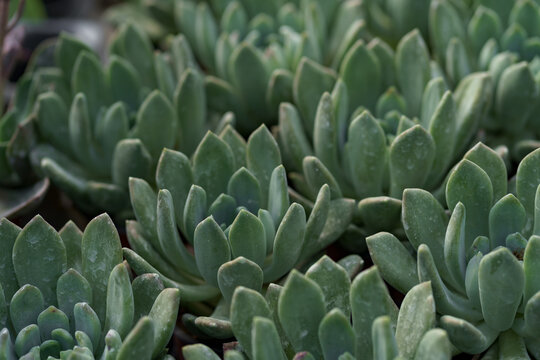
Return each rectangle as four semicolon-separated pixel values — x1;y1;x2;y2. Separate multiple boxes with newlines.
367;144;540;357
0;213;180;359
23;23;221;218
123;124;356;339
276;29;492;249
182;256;451;360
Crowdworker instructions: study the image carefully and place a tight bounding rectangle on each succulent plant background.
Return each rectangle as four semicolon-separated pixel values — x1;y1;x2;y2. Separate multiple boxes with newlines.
123;124;358;340
2;0;540;359
0;213;180;359
367;144;540;358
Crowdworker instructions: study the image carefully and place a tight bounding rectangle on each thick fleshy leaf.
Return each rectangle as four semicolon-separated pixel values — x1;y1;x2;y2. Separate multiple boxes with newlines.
116;317;154;360
395;30;431;116
479;248;524;331
350;267;398;360
263;204;306;282
277;102;313;172
303;156;342;199
246;125;282;206
71;51;108;119
425;91;457;187
55;32;92;82
395;282;436;359
107;56;141;111
252;316;287;360
182;344;221;360
73;302;101;349
35;92;71;156
305;256;351;316
524;236;540;304
371;316;398;360
319;309;355;360
0;219;20;300
193;132;235;203
313;92;341;180
444;202;467;291
148;288;180;358
183;185;208;244
344;111;387;199
37;306;69;341
446;160;493;250
339;40;380;112
228;210;266;267
13;216;67;305
389;125;435;198
56;269;92;326
293;58;336;137
218;257;263;305
194;217;230;287
175;69;207;155
463;142;507;203
112;139;152;189
489;194;526;249
417;245;482;322
230;287;271;357
496;62;537;133
10;285;44;333
227;168;261;214
517;148;540;233
104;263;134;339
279;271;325;358
131;91;177;160
413;329;451;360
81;214;122;320
156;148;194;226
366;232;418;293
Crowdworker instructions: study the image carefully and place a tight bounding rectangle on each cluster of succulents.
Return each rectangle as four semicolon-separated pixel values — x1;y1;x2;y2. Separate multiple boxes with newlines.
124;124;357;338
277;29;492;249
182;256;452;360
368;145;540;357
3;0;540;359
0;213;180;359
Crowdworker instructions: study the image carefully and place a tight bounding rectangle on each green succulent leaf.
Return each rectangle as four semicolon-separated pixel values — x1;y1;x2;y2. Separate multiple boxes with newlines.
81;214;122;320
278;271;325;358
13;216;67;305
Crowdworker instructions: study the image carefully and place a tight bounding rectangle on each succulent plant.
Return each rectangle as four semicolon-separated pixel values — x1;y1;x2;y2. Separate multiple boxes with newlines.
20;24;222;218
0;213;180;359
182;256;452;360
276;29;492;249
367;144;540;357
123;124;356;339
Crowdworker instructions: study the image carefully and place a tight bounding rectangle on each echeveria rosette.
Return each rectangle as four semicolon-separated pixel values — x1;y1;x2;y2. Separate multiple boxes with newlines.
182;256;452;360
27;25;217;218
276;29;492;249
367;145;540;357
0;213;180;359
123;124;355;339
